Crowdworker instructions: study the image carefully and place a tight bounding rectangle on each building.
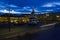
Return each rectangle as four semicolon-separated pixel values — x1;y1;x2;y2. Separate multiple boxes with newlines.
27;9;38;24
0;11;60;24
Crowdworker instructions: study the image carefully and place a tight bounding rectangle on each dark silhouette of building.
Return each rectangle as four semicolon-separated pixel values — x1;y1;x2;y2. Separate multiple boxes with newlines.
27;9;38;24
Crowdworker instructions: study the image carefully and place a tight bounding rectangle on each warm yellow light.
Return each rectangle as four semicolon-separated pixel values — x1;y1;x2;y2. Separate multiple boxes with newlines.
46;14;49;16
22;20;25;22
56;16;60;18
10;20;14;23
15;22;18;24
14;20;18;24
0;17;1;18
14;20;17;22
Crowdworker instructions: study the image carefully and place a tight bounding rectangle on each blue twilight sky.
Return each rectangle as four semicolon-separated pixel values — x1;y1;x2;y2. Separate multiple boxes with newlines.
0;0;60;14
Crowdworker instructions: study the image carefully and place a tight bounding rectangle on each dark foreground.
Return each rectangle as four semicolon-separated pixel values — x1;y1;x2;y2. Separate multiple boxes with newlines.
0;23;60;40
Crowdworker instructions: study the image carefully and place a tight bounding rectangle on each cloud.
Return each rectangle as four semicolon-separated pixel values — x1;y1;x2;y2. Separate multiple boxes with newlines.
22;6;40;12
28;9;40;12
23;6;31;9
0;9;21;14
42;2;60;7
16;6;40;12
9;4;18;7
57;8;60;9
54;2;60;5
0;5;5;8
0;2;7;8
0;1;19;13
0;1;18;9
45;10;53;11
42;3;55;7
15;6;31;11
34;9;40;12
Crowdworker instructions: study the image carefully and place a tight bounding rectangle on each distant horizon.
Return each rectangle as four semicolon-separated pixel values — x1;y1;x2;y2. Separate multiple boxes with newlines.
0;11;60;15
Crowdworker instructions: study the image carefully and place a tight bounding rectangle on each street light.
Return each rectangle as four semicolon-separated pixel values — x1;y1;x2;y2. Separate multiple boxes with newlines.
7;6;11;32
56;15;60;18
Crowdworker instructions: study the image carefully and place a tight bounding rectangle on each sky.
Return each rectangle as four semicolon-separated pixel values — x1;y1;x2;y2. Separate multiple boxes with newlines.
0;0;60;14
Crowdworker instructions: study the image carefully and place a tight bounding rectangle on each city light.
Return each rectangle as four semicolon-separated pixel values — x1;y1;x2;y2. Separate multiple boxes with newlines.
10;20;14;23
22;20;25;22
56;15;60;18
46;14;49;16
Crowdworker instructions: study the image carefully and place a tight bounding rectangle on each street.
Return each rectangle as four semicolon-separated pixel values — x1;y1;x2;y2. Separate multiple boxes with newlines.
0;22;57;39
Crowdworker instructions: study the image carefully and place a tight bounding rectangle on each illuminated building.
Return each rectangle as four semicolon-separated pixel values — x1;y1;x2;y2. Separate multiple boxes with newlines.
0;12;60;24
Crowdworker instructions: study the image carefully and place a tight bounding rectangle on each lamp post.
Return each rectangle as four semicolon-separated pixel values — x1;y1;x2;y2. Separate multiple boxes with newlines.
8;7;11;32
